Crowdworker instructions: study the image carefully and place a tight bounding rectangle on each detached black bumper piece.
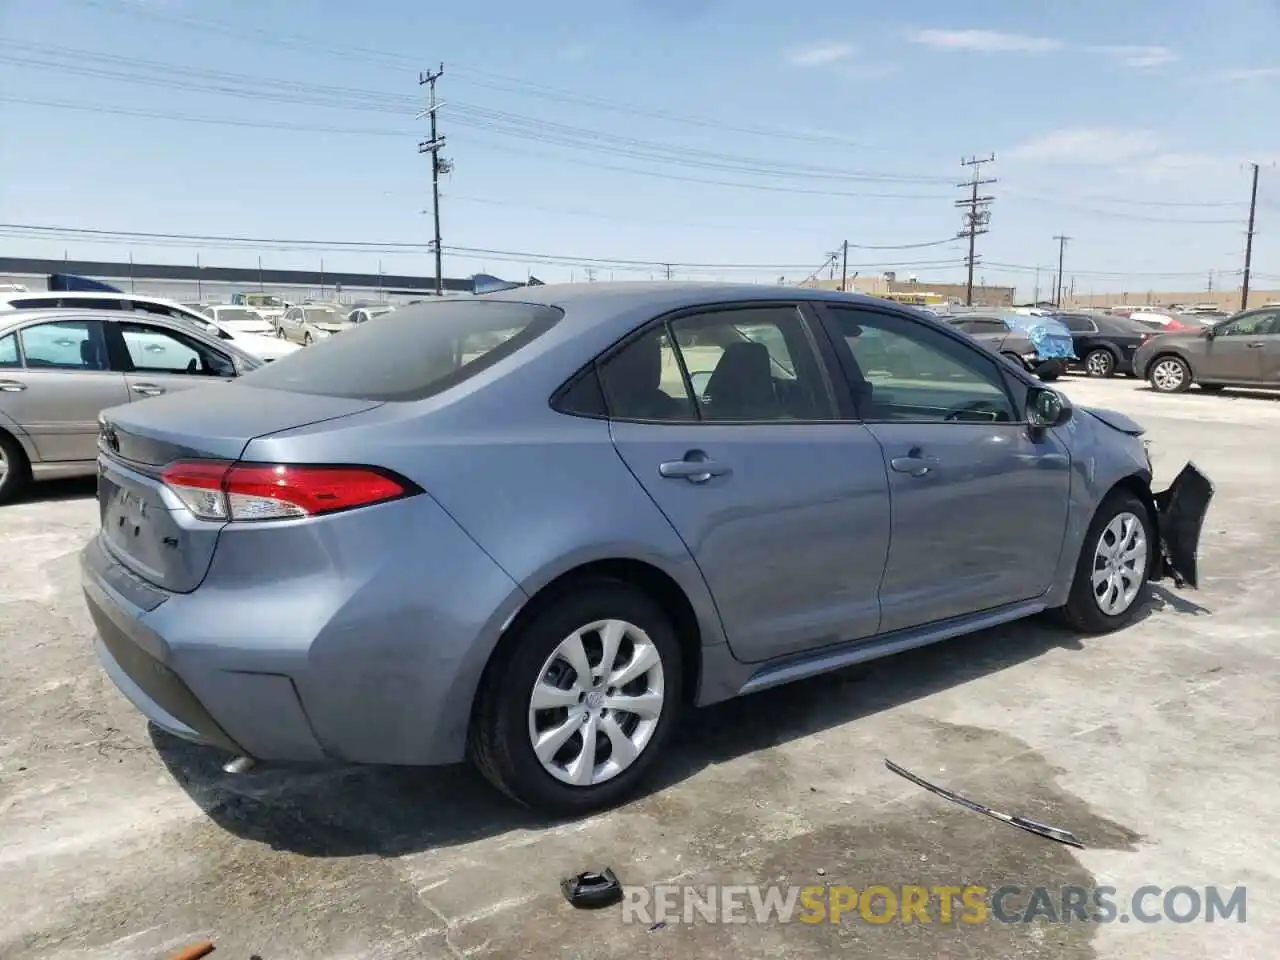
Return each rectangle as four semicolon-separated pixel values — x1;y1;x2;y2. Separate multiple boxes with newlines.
1153;462;1214;589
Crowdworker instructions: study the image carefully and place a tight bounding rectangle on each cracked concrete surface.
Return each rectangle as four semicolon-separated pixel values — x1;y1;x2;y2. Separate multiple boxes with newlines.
1;378;1277;959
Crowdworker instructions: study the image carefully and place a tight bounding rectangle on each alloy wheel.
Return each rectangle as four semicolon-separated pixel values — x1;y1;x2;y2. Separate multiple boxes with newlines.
1091;511;1148;616
0;445;7;483
527;618;665;787
1086;350;1114;377
1151;358;1186;392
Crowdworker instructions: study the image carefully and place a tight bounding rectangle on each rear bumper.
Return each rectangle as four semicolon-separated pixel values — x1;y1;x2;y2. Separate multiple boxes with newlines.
80;492;528;767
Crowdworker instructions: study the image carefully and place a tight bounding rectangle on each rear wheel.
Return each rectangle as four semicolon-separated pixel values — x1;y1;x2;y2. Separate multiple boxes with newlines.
1148;355;1191;393
1057;490;1153;633
0;430;31;505
1084;348;1116;378
469;580;683;815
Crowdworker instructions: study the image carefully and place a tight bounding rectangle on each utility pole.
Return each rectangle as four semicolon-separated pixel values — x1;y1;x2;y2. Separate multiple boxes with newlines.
1053;235;1071;308
956;155;996;306
664;263;672;280
1241;162;1259;310
840;240;849;292
1033;265;1040;304
419;64;451;297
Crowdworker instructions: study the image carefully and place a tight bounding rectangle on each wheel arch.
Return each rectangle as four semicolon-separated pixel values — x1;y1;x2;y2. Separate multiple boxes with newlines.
1144;348;1196;382
0;421;33;475
1105;472;1163;580
474;557;706;719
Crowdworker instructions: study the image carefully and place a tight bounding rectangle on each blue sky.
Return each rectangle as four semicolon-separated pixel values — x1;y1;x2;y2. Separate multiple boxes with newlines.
0;0;1278;295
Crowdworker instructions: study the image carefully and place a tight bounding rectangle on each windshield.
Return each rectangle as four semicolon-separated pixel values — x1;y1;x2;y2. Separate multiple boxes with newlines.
303;308;348;325
216;308;265;325
243;300;561;401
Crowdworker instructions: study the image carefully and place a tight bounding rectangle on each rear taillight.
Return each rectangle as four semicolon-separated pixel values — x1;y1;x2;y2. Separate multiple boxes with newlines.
161;460;415;522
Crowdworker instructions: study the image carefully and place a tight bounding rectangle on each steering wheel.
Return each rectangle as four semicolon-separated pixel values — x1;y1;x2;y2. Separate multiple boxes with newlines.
944;400;1000;423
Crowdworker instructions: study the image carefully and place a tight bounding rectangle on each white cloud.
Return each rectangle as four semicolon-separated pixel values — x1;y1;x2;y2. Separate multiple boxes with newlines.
1006;128;1163;165
1089;45;1178;68
1213;66;1280;81
787;42;856;67
906;29;1062;53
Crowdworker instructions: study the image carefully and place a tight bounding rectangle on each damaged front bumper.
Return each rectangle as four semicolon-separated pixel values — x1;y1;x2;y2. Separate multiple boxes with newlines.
1151;462;1214;589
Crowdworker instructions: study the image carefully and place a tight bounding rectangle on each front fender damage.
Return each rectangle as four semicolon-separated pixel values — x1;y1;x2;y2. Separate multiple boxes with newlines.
1149;462;1214;589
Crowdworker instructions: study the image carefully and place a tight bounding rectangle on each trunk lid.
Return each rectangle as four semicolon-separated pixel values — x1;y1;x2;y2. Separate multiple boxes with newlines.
97;384;381;593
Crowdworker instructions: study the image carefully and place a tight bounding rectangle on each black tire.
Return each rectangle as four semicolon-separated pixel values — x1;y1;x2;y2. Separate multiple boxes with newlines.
0;429;31;505
1147;354;1192;393
1084;348;1116;378
276;327;286;339
303;332;313;346
1056;489;1153;634
1038;369;1061;383
469;579;684;815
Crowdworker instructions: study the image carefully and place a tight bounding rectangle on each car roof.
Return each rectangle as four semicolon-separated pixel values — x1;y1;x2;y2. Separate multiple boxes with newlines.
0;306;205;329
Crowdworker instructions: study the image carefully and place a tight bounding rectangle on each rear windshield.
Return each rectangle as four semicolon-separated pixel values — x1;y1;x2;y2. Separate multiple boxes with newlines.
241;299;561;401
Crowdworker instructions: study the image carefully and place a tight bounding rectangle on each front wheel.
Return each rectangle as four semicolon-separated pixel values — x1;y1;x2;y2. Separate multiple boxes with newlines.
1148;355;1191;393
1084;348;1116;378
1056;490;1153;633
303;332;313;346
469;580;683;815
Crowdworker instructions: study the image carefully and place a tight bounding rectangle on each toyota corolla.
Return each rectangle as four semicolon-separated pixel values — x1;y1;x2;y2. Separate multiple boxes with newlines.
81;284;1212;815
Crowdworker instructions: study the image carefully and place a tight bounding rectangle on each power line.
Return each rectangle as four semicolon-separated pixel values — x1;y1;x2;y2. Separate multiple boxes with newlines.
60;0;890;151
0;223;970;272
956;155;996;306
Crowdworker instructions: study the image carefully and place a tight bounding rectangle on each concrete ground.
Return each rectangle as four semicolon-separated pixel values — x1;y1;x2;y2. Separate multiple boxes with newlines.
2;377;1277;960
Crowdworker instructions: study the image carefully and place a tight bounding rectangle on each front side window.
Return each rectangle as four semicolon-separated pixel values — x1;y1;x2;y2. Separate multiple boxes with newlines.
0;333;18;368
826;307;1016;423
118;322;236;377
1217;311;1278;337
19;319;109;371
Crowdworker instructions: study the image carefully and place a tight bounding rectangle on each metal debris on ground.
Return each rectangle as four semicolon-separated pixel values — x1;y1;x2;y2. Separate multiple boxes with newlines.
561;868;624;909
884;758;1085;849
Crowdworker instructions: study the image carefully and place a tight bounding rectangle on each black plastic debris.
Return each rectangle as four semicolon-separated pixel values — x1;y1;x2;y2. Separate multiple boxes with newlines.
885;758;1084;849
561;868;624;909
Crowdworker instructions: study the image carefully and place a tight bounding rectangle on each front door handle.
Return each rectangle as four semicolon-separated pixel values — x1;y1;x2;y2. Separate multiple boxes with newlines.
890;448;939;477
0;379;26;392
1247;342;1264;349
659;451;730;484
131;382;165;397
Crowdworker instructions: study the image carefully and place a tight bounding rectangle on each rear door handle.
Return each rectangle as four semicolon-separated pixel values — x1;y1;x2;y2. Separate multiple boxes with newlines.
1247;342;1264;349
659;452;730;484
890;448;940;477
131;382;165;396
0;379;26;392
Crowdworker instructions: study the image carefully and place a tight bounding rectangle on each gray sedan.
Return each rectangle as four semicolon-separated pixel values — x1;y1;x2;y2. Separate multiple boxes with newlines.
0;308;262;503
81;284;1211;815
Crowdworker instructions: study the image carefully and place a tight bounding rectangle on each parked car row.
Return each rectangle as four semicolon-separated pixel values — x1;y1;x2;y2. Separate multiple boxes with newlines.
0;306;264;503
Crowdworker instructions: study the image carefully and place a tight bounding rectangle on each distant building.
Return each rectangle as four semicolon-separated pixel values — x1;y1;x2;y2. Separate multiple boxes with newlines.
798;275;1015;307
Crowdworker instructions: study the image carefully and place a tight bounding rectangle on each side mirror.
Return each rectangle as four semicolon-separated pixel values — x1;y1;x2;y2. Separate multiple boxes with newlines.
1203;326;1216;339
1028;387;1072;429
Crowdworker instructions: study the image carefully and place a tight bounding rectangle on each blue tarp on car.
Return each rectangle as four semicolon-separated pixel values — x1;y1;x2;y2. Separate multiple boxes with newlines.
1002;313;1077;360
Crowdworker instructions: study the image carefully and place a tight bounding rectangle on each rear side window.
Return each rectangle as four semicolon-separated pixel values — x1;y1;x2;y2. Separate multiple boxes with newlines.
0;333;17;367
242;299;562;401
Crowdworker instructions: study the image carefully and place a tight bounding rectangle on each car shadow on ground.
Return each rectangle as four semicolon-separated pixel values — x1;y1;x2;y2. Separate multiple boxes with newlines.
152;592;1195;860
13;476;97;503
1137;385;1280;402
